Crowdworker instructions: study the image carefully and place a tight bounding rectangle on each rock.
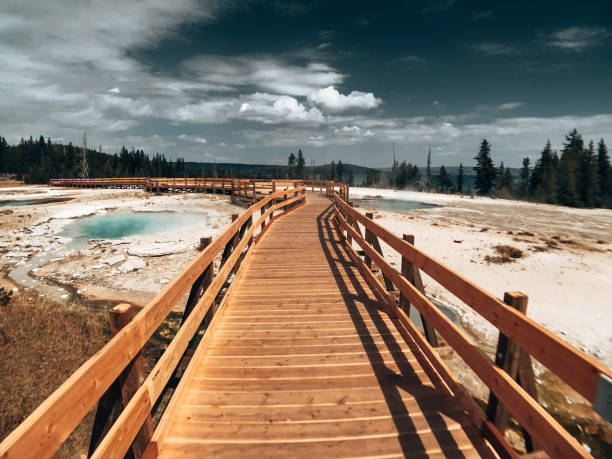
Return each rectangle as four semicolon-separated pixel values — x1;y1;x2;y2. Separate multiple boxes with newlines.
5;251;31;258
118;257;146;273
128;243;176;257
160;278;169;284
90;264;105;270
100;254;126;266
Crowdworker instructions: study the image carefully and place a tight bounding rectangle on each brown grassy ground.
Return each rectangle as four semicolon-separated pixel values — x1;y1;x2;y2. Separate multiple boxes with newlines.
0;296;110;457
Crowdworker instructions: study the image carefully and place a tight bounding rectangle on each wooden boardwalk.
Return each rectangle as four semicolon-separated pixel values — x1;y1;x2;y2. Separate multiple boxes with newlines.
152;194;497;457
3;185;607;459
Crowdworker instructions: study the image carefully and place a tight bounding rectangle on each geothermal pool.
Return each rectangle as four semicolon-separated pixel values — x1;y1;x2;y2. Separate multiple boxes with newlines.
353;198;436;212
60;211;208;241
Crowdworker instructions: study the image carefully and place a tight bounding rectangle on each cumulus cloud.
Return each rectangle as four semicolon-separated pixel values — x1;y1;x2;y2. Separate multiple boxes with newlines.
308;86;381;112
544;26;610;51
237;93;324;124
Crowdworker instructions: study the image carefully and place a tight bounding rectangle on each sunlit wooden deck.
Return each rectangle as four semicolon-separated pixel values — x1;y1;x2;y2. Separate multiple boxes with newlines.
152;195;497;457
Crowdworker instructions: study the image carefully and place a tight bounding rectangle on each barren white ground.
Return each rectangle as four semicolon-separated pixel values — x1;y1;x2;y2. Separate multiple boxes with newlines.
0;186;244;307
350;187;612;369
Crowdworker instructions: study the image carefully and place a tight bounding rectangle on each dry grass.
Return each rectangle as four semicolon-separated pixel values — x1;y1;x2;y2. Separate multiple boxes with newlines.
0;295;110;457
485;244;524;263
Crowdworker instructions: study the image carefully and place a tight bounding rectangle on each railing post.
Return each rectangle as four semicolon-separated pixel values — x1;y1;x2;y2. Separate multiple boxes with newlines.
400;234;439;347
363;212;374;269
486;291;538;452
182;236;213;324
251;181;256;203
363;212;394;291
220;214;241;273
89;304;154;458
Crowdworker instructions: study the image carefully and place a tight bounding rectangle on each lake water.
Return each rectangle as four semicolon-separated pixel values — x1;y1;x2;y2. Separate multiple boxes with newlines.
353;198;436;212
60;211;207;241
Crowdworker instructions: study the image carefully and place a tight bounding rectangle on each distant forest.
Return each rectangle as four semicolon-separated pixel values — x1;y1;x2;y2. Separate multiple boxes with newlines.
0;128;610;209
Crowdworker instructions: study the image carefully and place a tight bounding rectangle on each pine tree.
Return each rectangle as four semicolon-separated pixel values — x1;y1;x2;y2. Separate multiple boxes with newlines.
557;129;583;206
287;152;296;178
498;162;505;187
519;157;530;198
336;160;344;183
597;139;611;205
457;163;464;193
530;140;558;203
436;165;453;192
296;149;305;178
473;139;497;195
579;140;600;207
503;168;514;193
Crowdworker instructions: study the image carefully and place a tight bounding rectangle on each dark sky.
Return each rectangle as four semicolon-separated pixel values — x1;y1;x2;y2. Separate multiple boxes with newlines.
1;0;611;167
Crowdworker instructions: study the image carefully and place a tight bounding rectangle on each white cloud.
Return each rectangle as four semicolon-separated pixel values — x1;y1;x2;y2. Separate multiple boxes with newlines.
472;42;517;56
498;102;524;110
308;86;381;112
545;26;610;51
183;56;343;96
236;93;324;124
178;134;207;144
107;87;120;94
168;93;324;125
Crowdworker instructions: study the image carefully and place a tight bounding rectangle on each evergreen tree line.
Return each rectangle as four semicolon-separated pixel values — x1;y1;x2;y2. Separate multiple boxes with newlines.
472;129;611;208
287;150;357;186
0;135;188;183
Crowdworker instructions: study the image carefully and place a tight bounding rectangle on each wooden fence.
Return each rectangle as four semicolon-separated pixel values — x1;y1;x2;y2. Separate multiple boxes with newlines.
331;191;611;459
50;177;348;202
0;186;306;459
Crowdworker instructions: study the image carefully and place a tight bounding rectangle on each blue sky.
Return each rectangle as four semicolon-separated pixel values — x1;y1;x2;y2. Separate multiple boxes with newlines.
1;0;611;167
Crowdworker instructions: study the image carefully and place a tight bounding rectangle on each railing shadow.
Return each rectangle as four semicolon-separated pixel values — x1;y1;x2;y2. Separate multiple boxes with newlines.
315;201;490;457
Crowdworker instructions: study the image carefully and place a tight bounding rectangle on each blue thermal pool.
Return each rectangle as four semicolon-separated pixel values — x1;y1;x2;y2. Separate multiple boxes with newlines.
60;212;208;241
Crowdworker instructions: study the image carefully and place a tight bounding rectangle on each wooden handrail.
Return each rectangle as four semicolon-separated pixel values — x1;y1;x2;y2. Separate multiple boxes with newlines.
332;193;611;403
333;208;588;458
0;187;305;459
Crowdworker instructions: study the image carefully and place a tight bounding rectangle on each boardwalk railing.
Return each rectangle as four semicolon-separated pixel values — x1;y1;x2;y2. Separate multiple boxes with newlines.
331;191;612;459
50;177;347;202
0;186;306;459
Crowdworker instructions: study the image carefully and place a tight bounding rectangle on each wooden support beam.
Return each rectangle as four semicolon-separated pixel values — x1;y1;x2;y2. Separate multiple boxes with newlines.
363;212;395;291
182;237;213;325
486;292;538;452
87;382;123;457
400;234;439;347
108;304;154;459
220;214;240;270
